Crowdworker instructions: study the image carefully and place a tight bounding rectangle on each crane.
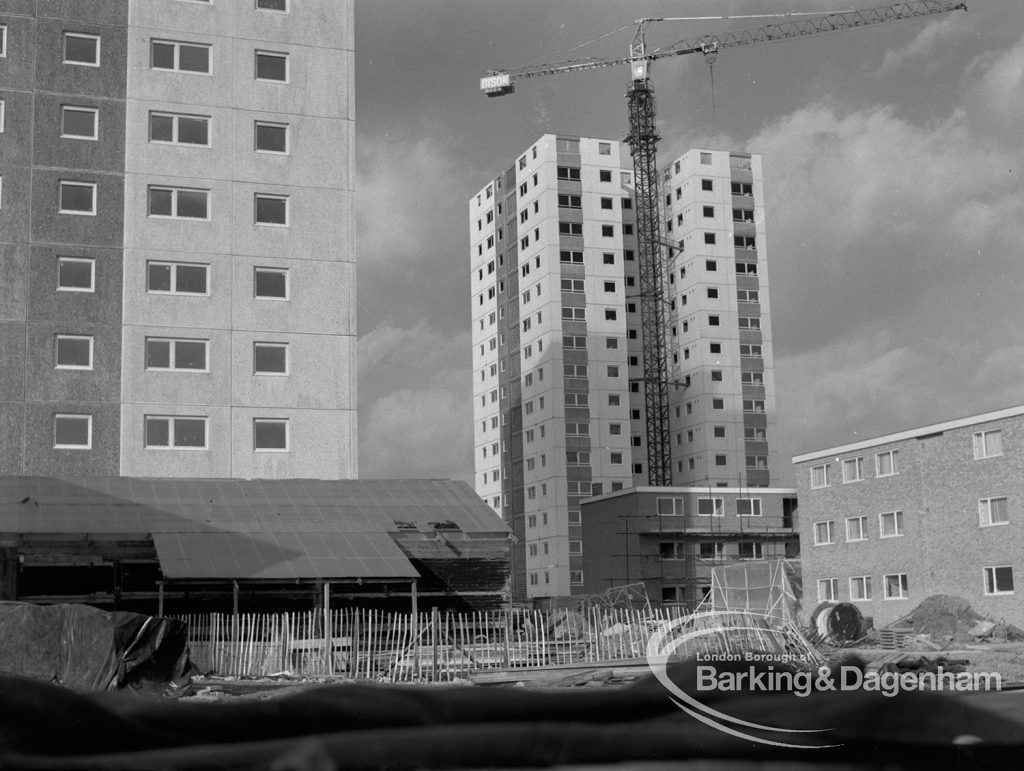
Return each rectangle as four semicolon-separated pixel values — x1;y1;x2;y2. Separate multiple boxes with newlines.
482;1;966;487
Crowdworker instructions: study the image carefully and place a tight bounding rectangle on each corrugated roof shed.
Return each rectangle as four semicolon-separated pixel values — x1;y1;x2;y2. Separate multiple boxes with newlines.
0;478;508;581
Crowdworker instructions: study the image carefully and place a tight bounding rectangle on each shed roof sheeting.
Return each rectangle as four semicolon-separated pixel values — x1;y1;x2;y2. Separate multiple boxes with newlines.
0;477;507;581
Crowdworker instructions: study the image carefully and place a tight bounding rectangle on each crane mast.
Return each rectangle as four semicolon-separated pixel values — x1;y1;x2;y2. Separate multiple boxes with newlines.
482;1;966;487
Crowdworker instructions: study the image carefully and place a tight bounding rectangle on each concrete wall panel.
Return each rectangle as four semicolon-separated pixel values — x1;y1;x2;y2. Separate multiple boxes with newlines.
122;249;232;329
229;183;350;260
0;15;36;90
232;0;352;51
122;174;231;253
0;402;24;473
124;100;230;180
1;165;33;244
232;40;350;119
126;29;232;110
0;323;27;401
232;112;350;189
230;257;353;334
33;92;127;173
0;244;30;322
120;403;230;477
24;401;119;475
34;18;128;99
230;407;355;479
0;90;34;165
31;169;125;248
230;331;352;410
27;245;123;324
120;324;231;406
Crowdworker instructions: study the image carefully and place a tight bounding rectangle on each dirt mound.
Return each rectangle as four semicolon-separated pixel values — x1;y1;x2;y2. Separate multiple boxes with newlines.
888;595;983;643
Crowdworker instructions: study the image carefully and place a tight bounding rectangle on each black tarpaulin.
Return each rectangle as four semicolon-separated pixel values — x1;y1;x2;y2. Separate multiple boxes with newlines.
0;602;190;694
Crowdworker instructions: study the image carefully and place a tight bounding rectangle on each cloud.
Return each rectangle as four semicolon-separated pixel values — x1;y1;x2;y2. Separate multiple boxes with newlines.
876;14;966;76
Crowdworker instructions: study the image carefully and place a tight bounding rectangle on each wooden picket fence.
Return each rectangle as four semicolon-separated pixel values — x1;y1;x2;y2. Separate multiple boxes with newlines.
176;606;695;681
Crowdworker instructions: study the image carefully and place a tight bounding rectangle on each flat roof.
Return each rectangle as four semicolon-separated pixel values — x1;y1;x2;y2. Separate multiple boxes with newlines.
792;403;1024;464
0;477;508;581
582;486;798;505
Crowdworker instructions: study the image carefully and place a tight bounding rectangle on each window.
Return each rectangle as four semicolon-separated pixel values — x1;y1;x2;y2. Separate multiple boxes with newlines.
556;166;581;181
601;225;614;237
149;112;209;146
884;573;909;600
558;222;582;236
599;169;612;182
979;497;1009;527
54;335;93;369
64;33;100;66
570;571;584;586
746;455;768;469
255;194;288;225
736;262;758;274
253;342;288;374
814;520;834;545
145;338;208;371
846;516;868;542
610;452;623;465
256;0;288;10
842;457;863;483
145;416;207;449
148;186;209;220
151;40;211;73
737;289;759;303
700;152;712;165
817;579;838;602
254;267;288;299
850;576;872;601
701;179;713;191
715;455;727;467
709;342;721;354
879;511;904;538
974;430;1003;460
984;566;1014;596
61;106;98;140
53;414;91;449
0;25;6;58
697;498;723;517
597;141;611;155
254;418;288;450
737;317;760;330
876;450;897;477
733;208;755;222
657;498;685;516
736;498;762;517
557;194;582;209
738;542;763;560
569;540;583;557
712;398;724;410
735;235;757;250
604;309;617;320
699;542;724;559
0;99;4;132
147;262;208;294
732;182;753;196
704;232;716;245
560;250;584;263
810;463;830;489
739;344;762;358
57;257;95;292
255;51;288;81
59;181;96;215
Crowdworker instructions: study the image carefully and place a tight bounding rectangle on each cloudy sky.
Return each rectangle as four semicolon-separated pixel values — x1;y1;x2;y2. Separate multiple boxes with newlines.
353;0;1024;487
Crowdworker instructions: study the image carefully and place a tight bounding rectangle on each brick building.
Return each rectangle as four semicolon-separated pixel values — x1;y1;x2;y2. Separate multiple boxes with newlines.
794;405;1024;628
580;486;798;610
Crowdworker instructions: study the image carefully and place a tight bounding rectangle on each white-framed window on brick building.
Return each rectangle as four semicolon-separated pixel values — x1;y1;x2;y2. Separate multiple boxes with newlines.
842;457;864;483
984;566;1014;596
810;463;830;489
875;450;897;477
738;542;763;560
846;515;868;542
151;40;211;74
145;415;208;449
61;106;98;140
53;414;92;449
849;576;872;601
884;573;909;600
697;497;723;517
657;498;685;516
147;261;208;295
979;497;1009;527
55;334;93;370
817;578;838;603
879;511;904;538
57;257;95;292
814;520;834;545
974;429;1003;460
736;498;762;517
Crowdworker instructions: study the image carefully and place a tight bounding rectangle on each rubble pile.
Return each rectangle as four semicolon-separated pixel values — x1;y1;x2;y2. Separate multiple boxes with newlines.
888;595;1024;646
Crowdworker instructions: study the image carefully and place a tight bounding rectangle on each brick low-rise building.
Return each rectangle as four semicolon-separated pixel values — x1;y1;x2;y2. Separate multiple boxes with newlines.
580;486;798;610
794;405;1024;629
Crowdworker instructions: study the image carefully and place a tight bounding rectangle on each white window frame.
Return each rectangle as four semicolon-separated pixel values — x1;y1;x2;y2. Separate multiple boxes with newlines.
883;573;909;600
253;267;289;300
146;261;210;296
53;414;92;449
875;450;897;477
736;498;762;517
253;418;289;451
696;497;724;517
255;50;289;83
813;520;834;546
148;111;211;147
569;570;583;586
0;98;5;132
60;105;98;140
145;337;209;372
0;25;6;58
842;457;863;483
878;511;904;538
253;342;288;375
254;193;288;226
58;181;97;215
148;186;210;220
54;334;94;370
144;415;209;450
254;121;288;154
738;542;763;560
63;32;100;67
810;463;830;489
151;39;212;74
849;576;872;601
984;566;1014;596
973;430;1003;460
57;257;96;292
979;497;1009;527
256;0;289;14
656;497;685;516
817;578;838;603
846;515;868;542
